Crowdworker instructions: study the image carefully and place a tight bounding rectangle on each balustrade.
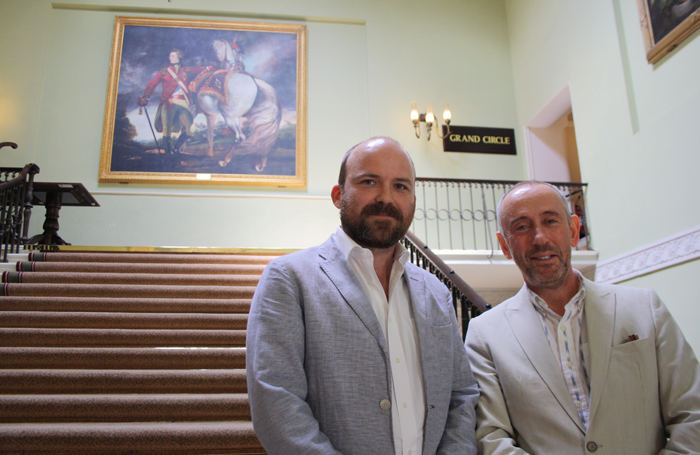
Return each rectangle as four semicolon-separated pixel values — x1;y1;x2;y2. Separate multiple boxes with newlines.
402;231;491;337
0;152;40;261
412;178;589;253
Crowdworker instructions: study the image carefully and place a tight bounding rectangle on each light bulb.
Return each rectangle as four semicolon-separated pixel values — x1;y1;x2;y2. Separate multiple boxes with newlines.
425;104;434;124
443;102;451;122
410;101;419;122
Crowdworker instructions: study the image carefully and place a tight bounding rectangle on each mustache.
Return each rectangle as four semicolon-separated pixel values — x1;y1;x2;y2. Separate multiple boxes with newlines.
528;245;558;255
361;202;403;220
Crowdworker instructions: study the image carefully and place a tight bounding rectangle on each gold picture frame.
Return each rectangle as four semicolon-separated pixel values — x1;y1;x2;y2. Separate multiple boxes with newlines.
637;0;700;64
99;16;307;186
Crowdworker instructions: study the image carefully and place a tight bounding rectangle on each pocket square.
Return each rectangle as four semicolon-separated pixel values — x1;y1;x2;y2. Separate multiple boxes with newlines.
622;334;639;344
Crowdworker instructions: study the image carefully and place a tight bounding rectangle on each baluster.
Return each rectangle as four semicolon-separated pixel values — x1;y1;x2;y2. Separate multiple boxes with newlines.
445;182;453;250
458;182;465;250
412;178;589;252
469;183;476;249
422;182;428;245
0;189;8;261
434;182;441;249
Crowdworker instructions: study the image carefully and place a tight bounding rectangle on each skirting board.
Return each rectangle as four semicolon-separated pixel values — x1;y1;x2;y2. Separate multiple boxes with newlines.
595;225;700;284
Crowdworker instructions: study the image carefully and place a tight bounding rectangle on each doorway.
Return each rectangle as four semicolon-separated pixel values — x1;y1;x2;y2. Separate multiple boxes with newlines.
524;84;581;183
524;84;588;248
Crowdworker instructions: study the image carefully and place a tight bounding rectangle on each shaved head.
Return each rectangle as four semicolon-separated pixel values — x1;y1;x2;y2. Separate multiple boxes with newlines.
338;137;415;188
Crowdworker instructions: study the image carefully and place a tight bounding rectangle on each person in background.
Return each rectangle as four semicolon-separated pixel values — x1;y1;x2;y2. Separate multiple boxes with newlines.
138;49;205;158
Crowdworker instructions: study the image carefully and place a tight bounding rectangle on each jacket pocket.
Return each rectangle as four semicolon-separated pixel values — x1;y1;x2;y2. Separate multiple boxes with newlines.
612;335;653;354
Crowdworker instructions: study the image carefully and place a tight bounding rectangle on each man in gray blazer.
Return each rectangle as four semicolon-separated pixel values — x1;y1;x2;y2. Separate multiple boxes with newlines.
465;181;700;454
246;137;478;455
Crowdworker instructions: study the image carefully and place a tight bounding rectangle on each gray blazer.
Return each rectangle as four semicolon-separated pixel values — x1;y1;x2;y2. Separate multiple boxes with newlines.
246;235;478;455
465;278;700;455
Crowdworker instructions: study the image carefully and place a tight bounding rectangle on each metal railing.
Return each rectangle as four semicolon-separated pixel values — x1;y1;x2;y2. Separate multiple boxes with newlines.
402;231;491;338
412;178;590;253
0;151;40;261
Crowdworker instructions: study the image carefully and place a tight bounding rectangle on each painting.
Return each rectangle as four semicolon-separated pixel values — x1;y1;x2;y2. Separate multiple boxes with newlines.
637;0;700;63
99;16;307;186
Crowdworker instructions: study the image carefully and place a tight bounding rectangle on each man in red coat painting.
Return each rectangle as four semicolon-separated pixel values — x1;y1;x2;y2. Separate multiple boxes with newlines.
138;49;207;157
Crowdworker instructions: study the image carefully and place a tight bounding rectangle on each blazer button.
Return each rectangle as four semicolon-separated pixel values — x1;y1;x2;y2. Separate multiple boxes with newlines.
379;399;391;411
586;441;598;452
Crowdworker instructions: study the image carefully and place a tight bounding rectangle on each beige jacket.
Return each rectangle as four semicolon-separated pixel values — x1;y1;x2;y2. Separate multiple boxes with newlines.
465;278;700;455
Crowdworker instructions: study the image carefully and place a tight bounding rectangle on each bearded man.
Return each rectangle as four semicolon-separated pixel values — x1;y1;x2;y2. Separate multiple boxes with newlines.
246;137;479;455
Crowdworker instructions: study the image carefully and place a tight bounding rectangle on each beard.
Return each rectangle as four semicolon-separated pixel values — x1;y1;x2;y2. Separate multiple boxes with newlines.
514;244;572;291
340;197;414;249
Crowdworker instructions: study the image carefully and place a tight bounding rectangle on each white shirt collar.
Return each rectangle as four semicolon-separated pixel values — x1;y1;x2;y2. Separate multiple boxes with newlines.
334;225;409;267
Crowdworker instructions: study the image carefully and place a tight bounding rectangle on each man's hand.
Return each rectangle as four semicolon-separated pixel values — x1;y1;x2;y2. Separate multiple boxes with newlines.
137;96;149;106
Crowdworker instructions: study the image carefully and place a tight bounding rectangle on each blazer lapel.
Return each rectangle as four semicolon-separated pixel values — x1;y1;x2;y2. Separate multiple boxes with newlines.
505;286;587;434
403;265;427;326
403;265;431;364
583;279;615;423
403;265;442;413
317;238;389;357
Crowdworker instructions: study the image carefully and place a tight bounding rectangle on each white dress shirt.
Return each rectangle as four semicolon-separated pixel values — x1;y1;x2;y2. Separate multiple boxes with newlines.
335;226;426;455
528;271;591;428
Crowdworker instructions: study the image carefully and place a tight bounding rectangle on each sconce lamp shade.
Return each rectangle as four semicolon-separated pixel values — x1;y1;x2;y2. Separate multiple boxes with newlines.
443;102;451;122
425;105;435;124
410;101;419;123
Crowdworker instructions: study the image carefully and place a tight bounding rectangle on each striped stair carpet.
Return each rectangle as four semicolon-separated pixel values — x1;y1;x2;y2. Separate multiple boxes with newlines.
0;249;284;454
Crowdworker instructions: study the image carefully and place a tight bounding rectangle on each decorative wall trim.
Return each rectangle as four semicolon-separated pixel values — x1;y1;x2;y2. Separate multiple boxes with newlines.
52;3;366;25
595;225;700;283
91;191;330;201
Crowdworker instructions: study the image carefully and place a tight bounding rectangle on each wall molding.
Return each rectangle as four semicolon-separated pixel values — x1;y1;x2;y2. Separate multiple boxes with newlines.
595;225;700;283
52;3;366;25
91;191;331;201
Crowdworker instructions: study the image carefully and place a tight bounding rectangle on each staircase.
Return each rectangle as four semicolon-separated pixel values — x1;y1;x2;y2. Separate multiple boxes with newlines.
0;248;284;454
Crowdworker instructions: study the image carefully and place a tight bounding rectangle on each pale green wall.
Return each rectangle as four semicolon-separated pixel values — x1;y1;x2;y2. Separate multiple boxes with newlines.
0;0;520;249
505;0;700;353
5;0;696;350
623;259;700;360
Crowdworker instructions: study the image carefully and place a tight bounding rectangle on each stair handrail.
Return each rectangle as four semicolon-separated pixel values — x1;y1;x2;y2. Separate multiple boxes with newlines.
402;230;491;339
415;176;588;187
0;156;40;261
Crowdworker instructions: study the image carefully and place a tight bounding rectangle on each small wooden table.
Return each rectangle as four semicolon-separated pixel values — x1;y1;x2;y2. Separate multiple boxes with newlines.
28;182;99;245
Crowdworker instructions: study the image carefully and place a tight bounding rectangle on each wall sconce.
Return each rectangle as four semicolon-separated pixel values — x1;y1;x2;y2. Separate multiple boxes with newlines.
411;102;451;140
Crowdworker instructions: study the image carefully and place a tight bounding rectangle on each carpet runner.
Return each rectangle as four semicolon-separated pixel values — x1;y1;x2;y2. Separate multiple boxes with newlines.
0;248;284;454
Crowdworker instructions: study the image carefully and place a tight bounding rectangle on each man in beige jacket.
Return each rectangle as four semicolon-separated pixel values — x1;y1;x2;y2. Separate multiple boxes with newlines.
465;181;700;454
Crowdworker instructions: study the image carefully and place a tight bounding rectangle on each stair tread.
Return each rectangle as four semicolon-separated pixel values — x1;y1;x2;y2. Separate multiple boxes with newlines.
0;346;246;369
0;393;251;423
0;369;247;393
0;420;263;454
0;327;247;347
18;261;268;274
2;283;257;299
30;251;278;264
3;271;261;286
0;296;252;313
0;311;248;329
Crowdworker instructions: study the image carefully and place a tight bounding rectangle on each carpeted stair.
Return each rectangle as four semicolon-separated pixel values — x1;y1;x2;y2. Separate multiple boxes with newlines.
0;249;283;454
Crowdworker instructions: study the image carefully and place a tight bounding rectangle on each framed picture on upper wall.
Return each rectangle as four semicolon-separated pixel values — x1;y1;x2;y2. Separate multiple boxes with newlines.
99;16;307;186
637;0;700;64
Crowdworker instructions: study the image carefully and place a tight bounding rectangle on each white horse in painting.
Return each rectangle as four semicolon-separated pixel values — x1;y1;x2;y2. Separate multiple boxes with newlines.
196;39;282;172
